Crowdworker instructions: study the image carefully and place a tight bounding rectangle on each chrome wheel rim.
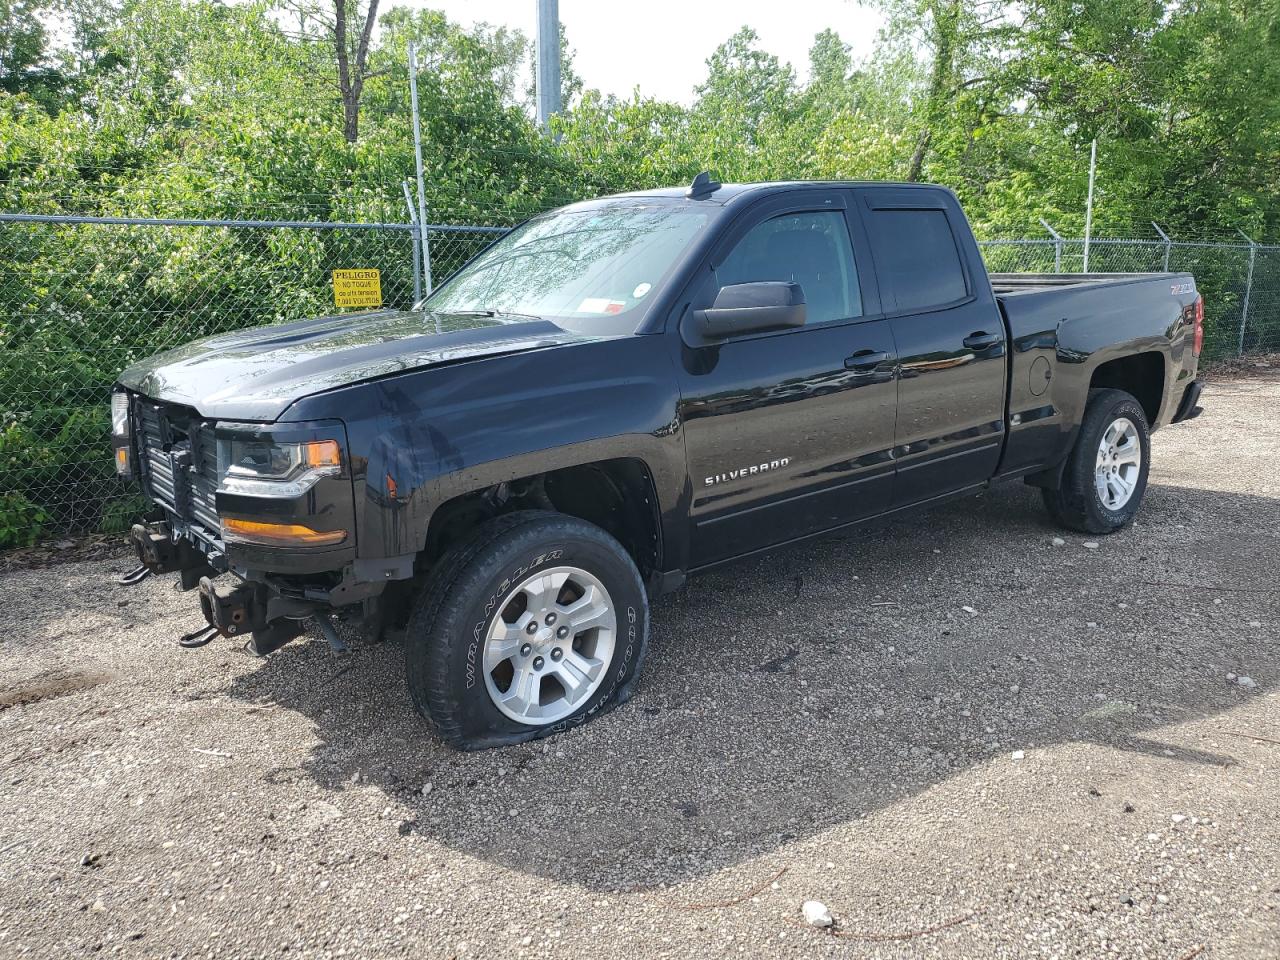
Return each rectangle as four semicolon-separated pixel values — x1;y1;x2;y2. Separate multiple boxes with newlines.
1095;416;1141;510
482;565;616;725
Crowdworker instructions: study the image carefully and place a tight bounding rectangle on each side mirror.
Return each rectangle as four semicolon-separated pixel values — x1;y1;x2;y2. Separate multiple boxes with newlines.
690;282;806;341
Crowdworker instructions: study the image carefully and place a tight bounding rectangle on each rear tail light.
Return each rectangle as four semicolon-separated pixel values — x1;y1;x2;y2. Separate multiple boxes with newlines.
1193;295;1204;355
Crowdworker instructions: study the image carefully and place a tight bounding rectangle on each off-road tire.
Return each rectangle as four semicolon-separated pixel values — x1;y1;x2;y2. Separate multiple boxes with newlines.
1042;388;1152;535
404;510;648;750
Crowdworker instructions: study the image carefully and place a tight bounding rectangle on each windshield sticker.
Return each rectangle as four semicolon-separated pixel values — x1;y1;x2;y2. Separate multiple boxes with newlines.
577;298;627;314
633;282;652;299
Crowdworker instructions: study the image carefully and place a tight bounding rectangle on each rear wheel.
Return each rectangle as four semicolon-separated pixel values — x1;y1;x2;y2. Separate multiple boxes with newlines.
404;511;648;750
1042;388;1151;534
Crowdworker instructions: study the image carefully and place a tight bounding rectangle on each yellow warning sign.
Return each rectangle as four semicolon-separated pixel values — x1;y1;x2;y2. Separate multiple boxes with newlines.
332;269;382;308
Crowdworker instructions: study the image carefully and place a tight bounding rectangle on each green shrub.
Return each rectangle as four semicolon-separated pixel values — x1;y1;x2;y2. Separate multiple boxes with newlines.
0;492;49;548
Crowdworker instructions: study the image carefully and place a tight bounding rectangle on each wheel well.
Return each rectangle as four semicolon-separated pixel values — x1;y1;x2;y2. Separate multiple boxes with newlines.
1090;352;1164;425
421;459;662;578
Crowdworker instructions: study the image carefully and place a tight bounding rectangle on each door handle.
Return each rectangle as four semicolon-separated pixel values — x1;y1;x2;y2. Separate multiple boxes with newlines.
963;331;1001;350
844;350;891;371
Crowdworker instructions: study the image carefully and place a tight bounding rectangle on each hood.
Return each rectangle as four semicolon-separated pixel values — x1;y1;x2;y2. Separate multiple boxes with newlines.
117;309;598;421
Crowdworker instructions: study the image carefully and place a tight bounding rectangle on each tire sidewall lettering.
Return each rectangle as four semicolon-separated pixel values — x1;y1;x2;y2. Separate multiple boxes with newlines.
465;548;563;690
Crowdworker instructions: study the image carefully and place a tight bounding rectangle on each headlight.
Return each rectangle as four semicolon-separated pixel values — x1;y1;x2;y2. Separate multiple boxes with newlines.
111;392;130;437
218;438;342;498
111;391;132;477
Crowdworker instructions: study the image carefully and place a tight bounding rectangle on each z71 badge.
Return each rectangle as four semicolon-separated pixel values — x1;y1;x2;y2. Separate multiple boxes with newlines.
705;457;791;486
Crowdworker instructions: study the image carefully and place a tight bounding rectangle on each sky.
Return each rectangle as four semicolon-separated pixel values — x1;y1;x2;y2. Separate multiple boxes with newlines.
411;0;885;104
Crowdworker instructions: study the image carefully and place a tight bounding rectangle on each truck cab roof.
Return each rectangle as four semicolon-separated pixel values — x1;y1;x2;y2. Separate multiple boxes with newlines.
564;179;954;210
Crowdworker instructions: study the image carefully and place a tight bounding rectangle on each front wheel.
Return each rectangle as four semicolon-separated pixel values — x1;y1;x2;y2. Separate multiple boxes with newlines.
1042;388;1152;535
404;511;648;750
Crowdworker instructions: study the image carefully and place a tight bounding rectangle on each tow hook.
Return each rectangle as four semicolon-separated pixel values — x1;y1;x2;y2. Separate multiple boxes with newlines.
315;615;349;655
117;564;152;586
177;623;219;648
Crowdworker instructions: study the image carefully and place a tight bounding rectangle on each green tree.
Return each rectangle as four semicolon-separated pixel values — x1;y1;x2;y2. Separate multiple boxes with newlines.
527;22;583;112
806;27;853;108
279;0;383;142
694;27;795;148
1009;0;1280;235
0;0;74;111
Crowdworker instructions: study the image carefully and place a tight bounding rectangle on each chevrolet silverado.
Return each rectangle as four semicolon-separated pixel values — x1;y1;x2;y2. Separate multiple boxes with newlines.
112;176;1206;749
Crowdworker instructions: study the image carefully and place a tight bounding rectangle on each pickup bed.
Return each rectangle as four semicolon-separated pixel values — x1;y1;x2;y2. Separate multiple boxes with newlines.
112;177;1205;748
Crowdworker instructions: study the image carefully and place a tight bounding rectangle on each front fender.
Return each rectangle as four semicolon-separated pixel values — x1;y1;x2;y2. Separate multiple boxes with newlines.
284;336;690;571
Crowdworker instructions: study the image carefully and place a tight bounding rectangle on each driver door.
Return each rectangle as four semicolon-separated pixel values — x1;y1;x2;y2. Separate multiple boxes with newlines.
674;190;899;568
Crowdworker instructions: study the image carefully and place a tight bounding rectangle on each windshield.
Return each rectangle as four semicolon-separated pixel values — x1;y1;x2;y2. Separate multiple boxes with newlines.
423;202;710;332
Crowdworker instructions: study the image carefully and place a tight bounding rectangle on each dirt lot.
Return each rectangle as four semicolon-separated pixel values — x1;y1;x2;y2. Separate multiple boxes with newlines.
2;375;1278;960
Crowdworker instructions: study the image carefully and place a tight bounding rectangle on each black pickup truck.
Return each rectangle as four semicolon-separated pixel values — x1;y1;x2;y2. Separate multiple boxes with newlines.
112;177;1205;749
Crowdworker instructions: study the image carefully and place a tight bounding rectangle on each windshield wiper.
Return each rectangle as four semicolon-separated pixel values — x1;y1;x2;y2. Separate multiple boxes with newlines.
434;308;543;322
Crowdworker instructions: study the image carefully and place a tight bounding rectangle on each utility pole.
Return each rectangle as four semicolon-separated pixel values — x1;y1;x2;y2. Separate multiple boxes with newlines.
1082;138;1097;273
535;0;562;133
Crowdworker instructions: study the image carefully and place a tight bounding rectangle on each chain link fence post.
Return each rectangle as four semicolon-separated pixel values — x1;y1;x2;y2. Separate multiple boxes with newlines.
1237;230;1257;357
1039;219;1063;273
401;181;423;303
1152;222;1171;272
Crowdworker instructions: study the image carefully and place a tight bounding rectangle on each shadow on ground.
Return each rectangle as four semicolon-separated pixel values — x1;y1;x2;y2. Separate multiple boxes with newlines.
223;478;1277;892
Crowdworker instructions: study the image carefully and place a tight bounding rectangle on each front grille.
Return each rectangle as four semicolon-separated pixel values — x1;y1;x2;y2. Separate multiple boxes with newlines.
134;400;222;538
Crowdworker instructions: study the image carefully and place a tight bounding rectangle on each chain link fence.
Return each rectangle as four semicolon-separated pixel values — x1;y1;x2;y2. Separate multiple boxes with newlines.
0;214;502;544
1;214;1277;544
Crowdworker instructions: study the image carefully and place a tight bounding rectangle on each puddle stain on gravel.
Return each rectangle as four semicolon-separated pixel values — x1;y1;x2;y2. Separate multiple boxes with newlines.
0;666;115;712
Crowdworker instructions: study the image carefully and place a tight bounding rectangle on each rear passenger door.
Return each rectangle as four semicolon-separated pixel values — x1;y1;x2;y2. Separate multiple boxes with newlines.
856;188;1007;506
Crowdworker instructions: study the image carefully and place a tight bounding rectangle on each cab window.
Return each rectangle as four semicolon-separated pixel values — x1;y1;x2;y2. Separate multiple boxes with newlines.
715;211;862;326
867;209;968;311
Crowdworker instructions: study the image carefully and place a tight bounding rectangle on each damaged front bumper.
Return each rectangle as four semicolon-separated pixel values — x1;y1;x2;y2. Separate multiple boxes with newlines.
121;521;220;589
115;398;414;654
123;520;412;656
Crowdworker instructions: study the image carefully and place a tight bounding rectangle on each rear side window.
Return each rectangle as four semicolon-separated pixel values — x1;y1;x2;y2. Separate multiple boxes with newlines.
715;211;861;326
870;209;968;311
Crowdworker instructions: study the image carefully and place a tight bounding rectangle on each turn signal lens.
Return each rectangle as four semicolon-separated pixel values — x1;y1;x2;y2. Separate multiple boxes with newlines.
115;447;131;476
303;440;340;469
221;518;347;547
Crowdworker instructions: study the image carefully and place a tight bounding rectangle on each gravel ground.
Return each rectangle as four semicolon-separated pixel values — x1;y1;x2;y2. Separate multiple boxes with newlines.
2;375;1278;960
